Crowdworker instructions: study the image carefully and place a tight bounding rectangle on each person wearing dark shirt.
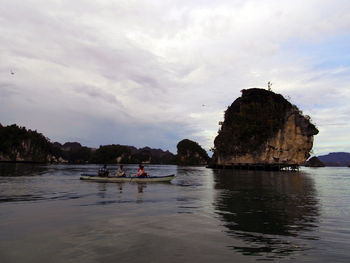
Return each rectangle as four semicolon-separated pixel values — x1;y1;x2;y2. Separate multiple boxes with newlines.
98;164;109;177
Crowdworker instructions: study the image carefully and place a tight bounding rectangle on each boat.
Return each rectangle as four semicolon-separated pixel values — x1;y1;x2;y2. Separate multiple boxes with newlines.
80;174;176;182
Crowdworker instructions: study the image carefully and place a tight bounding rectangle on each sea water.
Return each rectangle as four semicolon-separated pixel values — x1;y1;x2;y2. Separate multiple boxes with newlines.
0;164;350;262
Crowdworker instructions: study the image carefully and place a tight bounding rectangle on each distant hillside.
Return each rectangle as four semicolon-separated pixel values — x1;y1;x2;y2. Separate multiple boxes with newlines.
1;123;212;165
89;144;176;164
317;152;350;166
52;142;92;164
0;123;181;164
305;156;325;167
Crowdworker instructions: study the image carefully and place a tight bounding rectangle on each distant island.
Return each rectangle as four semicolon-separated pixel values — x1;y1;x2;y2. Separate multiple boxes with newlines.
305;156;325;167
0;123;208;165
315;152;350;167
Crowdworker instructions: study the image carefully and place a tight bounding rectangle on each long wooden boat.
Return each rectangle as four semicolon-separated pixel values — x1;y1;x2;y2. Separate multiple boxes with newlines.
80;174;175;182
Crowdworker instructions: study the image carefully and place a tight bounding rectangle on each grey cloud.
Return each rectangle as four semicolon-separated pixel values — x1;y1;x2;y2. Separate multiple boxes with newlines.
78;46;162;87
129;73;160;89
0;82;19;99
72;85;121;105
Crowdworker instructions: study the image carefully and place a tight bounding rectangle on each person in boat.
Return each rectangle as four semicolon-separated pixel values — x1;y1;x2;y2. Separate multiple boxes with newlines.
136;164;148;178
117;165;126;177
98;164;109;177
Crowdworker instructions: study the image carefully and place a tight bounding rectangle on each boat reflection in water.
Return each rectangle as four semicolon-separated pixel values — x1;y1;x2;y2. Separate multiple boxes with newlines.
212;169;319;259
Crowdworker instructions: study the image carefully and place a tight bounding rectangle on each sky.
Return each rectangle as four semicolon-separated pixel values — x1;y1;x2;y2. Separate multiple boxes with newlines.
1;0;350;155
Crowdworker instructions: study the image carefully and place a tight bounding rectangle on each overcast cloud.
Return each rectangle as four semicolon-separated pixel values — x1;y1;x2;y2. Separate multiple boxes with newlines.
1;0;350;154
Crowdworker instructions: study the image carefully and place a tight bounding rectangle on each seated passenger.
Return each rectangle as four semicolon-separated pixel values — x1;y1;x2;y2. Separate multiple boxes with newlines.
136;165;148;177
117;165;126;177
98;164;109;177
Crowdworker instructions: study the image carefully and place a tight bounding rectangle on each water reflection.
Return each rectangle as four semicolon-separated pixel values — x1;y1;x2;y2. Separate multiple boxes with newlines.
213;169;319;258
0;163;50;203
97;183;107;198
0;163;48;177
116;183;123;193
136;183;147;203
137;182;147;193
175;166;213;214
90;181;149;205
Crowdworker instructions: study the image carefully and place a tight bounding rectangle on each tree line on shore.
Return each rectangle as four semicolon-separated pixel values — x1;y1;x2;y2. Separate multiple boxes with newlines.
0;123;209;165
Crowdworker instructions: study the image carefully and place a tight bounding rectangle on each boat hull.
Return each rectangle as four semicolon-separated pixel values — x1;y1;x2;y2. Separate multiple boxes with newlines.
80;174;175;182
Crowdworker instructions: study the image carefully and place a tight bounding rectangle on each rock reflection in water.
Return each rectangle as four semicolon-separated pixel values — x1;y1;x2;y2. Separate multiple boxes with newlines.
0;163;50;203
0;163;48;177
213;169;319;258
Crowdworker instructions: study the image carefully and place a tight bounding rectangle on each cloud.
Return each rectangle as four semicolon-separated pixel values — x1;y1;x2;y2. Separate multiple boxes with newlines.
0;81;19;98
1;0;350;154
73;85;120;105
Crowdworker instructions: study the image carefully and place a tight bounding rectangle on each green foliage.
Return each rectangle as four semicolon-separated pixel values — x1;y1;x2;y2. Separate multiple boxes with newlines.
0;124;177;164
0;124;52;162
68;147;92;163
56;146;92;163
305;157;325;167
214;88;294;156
176;139;209;165
90;145;132;164
130;148;151;163
90;145;176;164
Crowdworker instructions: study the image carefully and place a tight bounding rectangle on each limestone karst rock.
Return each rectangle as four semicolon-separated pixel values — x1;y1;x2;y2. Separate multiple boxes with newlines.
176;139;209;165
0;124;53;162
212;88;318;167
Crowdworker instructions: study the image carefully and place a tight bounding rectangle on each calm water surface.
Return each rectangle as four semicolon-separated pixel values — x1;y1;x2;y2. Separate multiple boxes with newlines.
0;164;350;262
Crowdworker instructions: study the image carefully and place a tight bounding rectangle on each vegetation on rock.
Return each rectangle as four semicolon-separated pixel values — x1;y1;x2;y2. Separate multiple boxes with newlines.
214;88;295;155
0;124;52;162
212;88;318;167
305;156;325;167
90;144;132;164
176;139;209;165
52;142;92;163
0;123;207;165
89;145;176;164
0;124;178;164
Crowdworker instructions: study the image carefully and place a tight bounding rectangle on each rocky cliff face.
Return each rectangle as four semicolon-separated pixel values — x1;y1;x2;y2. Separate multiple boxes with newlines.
0;139;54;163
213;89;318;166
0;124;55;163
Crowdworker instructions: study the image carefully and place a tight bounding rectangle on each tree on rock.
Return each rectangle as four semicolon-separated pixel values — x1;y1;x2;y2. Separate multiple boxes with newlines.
0;124;53;162
176;139;209;165
305;157;325;167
